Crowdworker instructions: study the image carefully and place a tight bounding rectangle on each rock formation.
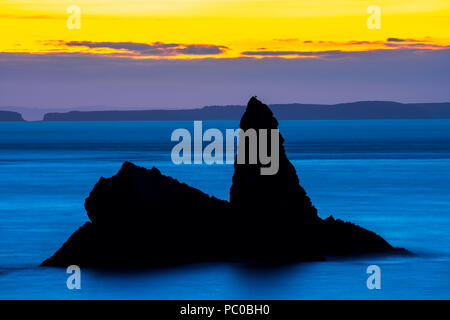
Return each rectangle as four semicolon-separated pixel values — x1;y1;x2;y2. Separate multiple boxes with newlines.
230;97;318;222
42;163;232;267
42;97;408;268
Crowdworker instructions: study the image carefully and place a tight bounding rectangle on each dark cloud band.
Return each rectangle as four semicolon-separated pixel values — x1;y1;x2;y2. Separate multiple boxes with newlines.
64;41;228;56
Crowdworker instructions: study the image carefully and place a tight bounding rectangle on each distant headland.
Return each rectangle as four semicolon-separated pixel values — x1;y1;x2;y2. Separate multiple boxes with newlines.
0;111;24;122
42;101;450;121
3;101;450;121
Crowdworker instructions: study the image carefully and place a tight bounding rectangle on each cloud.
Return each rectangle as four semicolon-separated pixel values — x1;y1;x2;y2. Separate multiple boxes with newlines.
381;37;450;49
384;42;450;49
177;44;229;55
67;41;176;51
291;38;436;47
347;40;383;45
63;41;228;56
39;37;450;60
241;50;342;57
273;38;299;42
1;49;450;112
387;38;419;42
382;37;450;50
240;37;450;57
241;49;406;58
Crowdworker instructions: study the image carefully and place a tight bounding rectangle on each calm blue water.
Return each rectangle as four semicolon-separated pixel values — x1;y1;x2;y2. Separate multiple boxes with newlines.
0;120;449;299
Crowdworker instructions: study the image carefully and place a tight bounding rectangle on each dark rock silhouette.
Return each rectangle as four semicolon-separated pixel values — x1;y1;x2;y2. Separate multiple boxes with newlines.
42;97;408;268
229;97;320;261
230;96;318;221
229;97;404;261
42;163;231;267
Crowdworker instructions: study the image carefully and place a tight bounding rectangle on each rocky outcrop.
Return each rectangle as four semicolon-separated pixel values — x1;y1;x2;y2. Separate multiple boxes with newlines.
229;97;405;260
231;97;318;222
42;163;232;267
42;97;408;268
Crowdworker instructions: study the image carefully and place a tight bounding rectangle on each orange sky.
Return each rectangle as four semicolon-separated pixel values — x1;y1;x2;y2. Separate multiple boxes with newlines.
2;0;450;58
2;1;450;113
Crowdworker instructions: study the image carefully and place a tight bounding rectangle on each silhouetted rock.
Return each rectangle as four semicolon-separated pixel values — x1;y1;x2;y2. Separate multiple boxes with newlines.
42;162;232;267
229;97;320;261
229;97;407;260
230;96;318;221
42;97;408;268
317;215;395;256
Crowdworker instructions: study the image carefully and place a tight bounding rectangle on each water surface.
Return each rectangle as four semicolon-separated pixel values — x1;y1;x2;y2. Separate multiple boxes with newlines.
0;120;449;299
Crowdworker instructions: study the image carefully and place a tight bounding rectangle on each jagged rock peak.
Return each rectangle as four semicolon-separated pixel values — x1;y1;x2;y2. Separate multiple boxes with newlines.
84;161;229;225
240;96;279;131
230;96;318;222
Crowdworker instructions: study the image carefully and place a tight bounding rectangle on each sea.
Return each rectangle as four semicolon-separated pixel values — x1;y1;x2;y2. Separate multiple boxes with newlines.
0;120;449;299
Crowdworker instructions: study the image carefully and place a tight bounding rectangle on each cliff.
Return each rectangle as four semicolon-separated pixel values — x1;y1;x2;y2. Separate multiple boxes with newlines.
42;101;450;121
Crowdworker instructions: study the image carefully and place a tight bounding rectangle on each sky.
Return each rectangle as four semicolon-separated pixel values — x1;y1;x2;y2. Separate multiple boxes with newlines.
1;0;450;119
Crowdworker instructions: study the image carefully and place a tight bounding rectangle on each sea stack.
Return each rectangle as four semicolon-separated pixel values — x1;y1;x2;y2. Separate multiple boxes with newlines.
230;96;319;221
229;97;321;260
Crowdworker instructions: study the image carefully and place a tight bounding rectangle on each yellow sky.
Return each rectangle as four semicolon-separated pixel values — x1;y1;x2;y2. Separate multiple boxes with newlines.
1;0;450;58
